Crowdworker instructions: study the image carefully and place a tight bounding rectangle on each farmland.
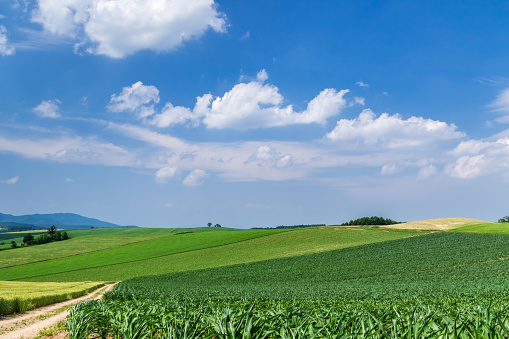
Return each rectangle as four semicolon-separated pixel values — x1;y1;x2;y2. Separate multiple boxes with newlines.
452;222;509;234
0;227;219;268
63;229;509;338
2;227;422;282
3;218;509;337
108;232;509;301
0;281;103;316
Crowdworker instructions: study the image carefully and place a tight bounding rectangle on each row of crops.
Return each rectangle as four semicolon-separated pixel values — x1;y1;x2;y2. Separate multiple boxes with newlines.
68;298;509;338
65;232;509;338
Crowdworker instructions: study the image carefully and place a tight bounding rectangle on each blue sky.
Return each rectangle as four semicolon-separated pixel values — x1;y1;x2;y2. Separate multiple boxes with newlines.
1;1;509;228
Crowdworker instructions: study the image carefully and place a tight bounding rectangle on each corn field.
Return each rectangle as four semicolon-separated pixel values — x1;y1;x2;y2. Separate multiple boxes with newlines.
67;298;509;338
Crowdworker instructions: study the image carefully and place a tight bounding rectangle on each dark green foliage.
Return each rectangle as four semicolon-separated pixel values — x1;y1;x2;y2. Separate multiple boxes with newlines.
34;225;69;245
498;216;509;223
68;298;509;338
340;216;400;226
22;233;35;246
10;241;17;248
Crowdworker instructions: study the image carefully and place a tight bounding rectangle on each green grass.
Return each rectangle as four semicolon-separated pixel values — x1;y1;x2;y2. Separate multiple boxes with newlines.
111;232;509;301
14;227;423;282
452;222;509;234
0;281;103;316
0;229;287;281
0;227;234;268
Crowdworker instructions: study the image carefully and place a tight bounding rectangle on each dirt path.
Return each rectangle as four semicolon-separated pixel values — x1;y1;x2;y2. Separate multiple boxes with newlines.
0;283;116;339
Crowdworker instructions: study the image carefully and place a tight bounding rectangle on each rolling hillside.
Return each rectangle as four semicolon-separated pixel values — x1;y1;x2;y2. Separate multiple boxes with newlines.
0;227;422;282
3;217;509;336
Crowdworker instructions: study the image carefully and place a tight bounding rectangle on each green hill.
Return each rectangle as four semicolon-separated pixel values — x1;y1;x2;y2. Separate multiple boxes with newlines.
113;231;509;301
0;227;421;282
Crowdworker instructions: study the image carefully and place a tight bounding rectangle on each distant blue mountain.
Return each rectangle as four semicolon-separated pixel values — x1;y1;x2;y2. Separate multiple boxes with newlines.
0;212;137;230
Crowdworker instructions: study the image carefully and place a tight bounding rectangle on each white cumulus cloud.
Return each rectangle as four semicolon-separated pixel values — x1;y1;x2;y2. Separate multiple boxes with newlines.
108;81;159;118
155;165;178;183
183;169;208;186
0;25;15;56
33;99;61;118
201;70;350;129
326;109;465;148
247;145;294;169
31;0;227;58
448;137;509;179
109;71;353;130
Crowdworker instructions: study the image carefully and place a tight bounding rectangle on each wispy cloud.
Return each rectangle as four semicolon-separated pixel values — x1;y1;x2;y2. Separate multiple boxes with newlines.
2;176;19;184
490;88;509;115
0;25;15;56
183;169;208;186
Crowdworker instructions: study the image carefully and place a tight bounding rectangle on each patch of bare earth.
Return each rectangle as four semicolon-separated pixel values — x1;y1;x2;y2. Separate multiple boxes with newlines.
0;283;116;339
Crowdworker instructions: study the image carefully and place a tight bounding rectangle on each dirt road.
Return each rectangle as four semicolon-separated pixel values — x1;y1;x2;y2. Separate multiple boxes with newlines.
0;283;116;339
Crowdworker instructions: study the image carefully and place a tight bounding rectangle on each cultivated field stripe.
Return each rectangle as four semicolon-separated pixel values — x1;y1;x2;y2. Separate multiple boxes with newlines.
0;229;287;281
0;233;178;269
20;227;425;282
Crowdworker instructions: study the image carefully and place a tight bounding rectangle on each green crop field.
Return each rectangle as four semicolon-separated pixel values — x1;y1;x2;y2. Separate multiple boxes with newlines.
453;222;509;234
0;226;238;268
0;281;103;316
0;229;287;281
6;227;422;282
5;219;509;337
64;231;509;338
109;232;509;301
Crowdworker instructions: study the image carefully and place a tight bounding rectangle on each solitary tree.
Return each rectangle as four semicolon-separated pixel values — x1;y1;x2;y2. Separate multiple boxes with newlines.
23;233;35;246
48;225;57;235
214;224;221;228
207;222;212;227
10;241;17;248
